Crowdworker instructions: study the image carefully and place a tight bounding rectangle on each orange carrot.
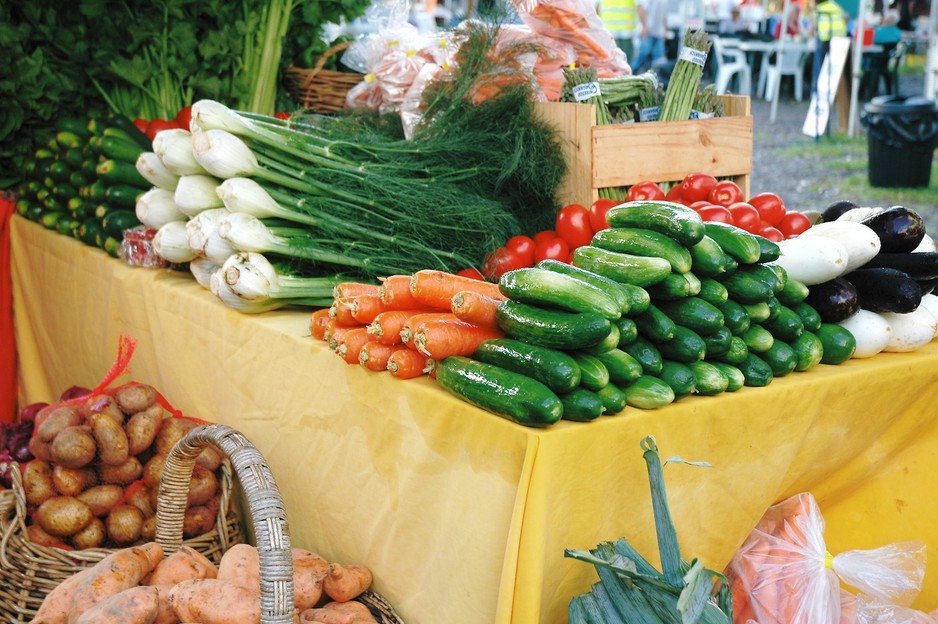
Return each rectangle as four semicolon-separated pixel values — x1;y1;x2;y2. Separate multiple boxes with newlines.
366;309;428;346
451;290;502;329
359;342;406;372
333;281;380;300
330;298;358;326
400;312;458;347
325;320;364;351
379;274;421;310
409;269;505;310
386;349;431;379
335;327;372;364
310;309;332;341
412;317;504;359
345;294;389;325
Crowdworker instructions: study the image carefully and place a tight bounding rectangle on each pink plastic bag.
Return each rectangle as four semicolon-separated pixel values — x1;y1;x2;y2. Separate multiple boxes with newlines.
725;493;926;624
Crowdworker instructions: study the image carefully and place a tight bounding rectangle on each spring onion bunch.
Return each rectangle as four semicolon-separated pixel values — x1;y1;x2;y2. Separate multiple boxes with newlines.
212;252;341;313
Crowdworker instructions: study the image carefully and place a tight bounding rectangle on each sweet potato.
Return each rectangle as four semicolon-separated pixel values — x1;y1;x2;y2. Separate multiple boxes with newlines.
28;565;94;624
106;504;145;546
68;542;164;624
293;549;329;611
154;418;198;456
52;465;96;497
98;456;144;485
147;546;218;586
300;600;377;624
168;578;260;624
89;412;130;467
70;517;106;550
79;393;126;425
36;496;94;537
322;563;373;602
23;459;56;506
216;543;259;591
125;403;165;455
50;426;97;469
35;405;82;442
113;383;158;414
78;484;124;517
152;584;181;624
73;585;159;624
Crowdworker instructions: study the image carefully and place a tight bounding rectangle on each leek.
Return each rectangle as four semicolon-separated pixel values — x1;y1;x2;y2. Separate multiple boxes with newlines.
215;252;340;312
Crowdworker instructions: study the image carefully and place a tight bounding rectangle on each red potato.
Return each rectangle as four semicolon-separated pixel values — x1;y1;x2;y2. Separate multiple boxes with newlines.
73;585;160;624
322;563;373;602
195;444;224;472
50;426;97;469
28;435;54;462
36;496;94;538
106;504;145;546
68;542;164;624
78;394;125;425
147;546;218;586
293;548;329;611
300;600;377;624
28;565;94;624
187;466;218;506
113;383;158;414
52;465;96;496
125;483;156;517
23;459;56;507
98;456;144;485
70;517;106;550
168;578;260;624
154;418;199;456
35;405;83;442
89;411;130;467
125;403;165;456
77;484;124;517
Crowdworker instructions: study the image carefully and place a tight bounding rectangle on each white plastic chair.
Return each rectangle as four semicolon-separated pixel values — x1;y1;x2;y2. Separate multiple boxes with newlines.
711;37;752;96
760;47;806;101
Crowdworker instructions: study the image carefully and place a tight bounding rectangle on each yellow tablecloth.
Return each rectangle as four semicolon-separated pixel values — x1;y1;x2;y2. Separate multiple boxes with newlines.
11;215;938;622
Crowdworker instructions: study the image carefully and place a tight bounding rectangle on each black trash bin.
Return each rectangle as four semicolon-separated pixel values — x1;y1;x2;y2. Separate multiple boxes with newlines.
860;96;938;188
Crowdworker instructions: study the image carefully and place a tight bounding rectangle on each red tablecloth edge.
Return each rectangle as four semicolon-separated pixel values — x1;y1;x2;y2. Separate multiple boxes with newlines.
1;193;17;423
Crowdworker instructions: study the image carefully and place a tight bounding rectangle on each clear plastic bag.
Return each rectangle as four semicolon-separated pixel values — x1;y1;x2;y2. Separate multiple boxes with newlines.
854;594;938;624
725;492;927;624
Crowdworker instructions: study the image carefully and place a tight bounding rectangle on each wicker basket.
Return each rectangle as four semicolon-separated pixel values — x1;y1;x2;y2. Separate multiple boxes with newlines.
156;423;405;624
284;41;363;114
0;458;243;624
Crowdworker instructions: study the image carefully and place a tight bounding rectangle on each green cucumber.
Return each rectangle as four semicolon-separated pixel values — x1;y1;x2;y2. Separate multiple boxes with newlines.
689;235;729;277
654;325;707;363
102;114;153;149
701;326;734;357
742;301;771;323
472;338;581;394
96;159;150;188
708;362;745;391
559;388;605;422
657;361;697;398
816;323;857;364
739;264;785;294
595;383;629;415
39;211;65;229
793;301;822;332
621;375;675;409
100;135;144;163
738;352;775;387
435;356;563;427
78;219;104;247
645;271;701;300
55;130;83;150
104;184;144;210
584;322;621;354
536;259;636;315
760;340;798;377
616;317;638;346
56;116;91;138
495;301;613;350
765;296;782;321
688;361;728;396
718;270;775;304
591;227;693;274
605;200;705;246
713;335;750;365
60;148;84;169
776;276;810;305
789;331;824;372
761;305;804;342
572;353;610;391
102;236;122;257
594;348;643;385
46;161;72;182
633;303;676;342
656;297;725;336
499;267;622;320
83;180;108;201
697;278;729;306
741;324;774;353
621;336;663;375
572;245;671;288
100;210;141;238
704;222;762;264
757;235;781;262
619;284;651;315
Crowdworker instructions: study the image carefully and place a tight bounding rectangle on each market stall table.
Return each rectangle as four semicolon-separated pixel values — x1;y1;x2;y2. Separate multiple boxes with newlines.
10;215;938;623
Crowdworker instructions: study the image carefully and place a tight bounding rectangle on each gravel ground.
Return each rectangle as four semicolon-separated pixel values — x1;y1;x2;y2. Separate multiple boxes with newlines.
745;71;938;232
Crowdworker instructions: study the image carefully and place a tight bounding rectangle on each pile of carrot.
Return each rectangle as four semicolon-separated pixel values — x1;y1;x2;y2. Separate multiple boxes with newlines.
311;270;507;380
30;541;378;624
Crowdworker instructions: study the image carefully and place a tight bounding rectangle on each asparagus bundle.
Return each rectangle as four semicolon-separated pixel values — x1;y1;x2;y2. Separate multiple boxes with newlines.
659;30;712;122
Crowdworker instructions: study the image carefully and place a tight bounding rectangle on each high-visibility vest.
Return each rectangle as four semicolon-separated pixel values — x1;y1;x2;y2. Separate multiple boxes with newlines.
602;0;637;36
815;0;847;41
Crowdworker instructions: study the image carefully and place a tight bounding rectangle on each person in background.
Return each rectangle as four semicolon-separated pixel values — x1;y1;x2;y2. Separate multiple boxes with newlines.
874;7;903;44
773;0;805;38
719;6;750;33
632;0;669;73
601;0;638;65
738;0;766;33
809;0;848;58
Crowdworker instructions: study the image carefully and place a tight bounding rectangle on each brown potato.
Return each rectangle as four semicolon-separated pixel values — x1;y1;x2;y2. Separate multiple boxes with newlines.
77;484;124;516
125;403;165;456
98;456;143;485
142;454;167;488
140;514;157;542
27;523;67;547
35;496;93;537
78;393;125;425
106;504;144;545
27;435;54;462
113;383;158;414
89;412;130;467
35;405;82;442
188;467;218;507
23;459;56;506
70;516;106;550
126;483;155;517
182;505;217;538
52;464;96;496
50;425;97;469
195;444;224;472
154;418;198;456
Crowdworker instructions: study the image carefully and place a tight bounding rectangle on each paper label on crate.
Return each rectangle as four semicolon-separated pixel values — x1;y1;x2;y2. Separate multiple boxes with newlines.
572;82;601;102
689;110;715;120
639;106;661;122
679;47;708;67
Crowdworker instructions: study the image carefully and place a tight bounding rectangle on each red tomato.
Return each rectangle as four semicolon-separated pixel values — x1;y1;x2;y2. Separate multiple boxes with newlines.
696;205;734;224
626;181;666;202
555;203;593;250
533;229;558;245
533;237;570;263
505;235;536;267
482;246;528;281
146;118;181;141
757;225;785;242
680;173;718;202
727;202;761;233
777;211;812;238
133;118;149;133
748;192;786;227
456;267;485;281
689;200;714;210
709;180;744;207
273;111;291;120
665;183;688;205
175;105;193;131
588;198;619;232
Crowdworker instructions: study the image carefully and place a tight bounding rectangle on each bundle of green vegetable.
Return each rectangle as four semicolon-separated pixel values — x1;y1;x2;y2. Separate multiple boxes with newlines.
658;30;712;122
565;436;733;623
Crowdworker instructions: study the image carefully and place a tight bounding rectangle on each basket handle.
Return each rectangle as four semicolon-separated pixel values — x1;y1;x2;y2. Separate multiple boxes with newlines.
156;423;295;624
301;40;354;88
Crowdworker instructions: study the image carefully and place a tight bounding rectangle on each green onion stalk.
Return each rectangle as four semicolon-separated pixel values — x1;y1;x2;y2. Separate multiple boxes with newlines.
216;251;340;312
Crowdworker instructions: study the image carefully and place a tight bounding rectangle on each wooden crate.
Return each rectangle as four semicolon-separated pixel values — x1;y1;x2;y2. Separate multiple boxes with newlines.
536;95;753;206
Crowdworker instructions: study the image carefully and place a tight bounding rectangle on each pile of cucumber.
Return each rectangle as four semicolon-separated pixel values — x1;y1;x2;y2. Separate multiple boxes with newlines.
14;115;149;257
436;201;857;428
